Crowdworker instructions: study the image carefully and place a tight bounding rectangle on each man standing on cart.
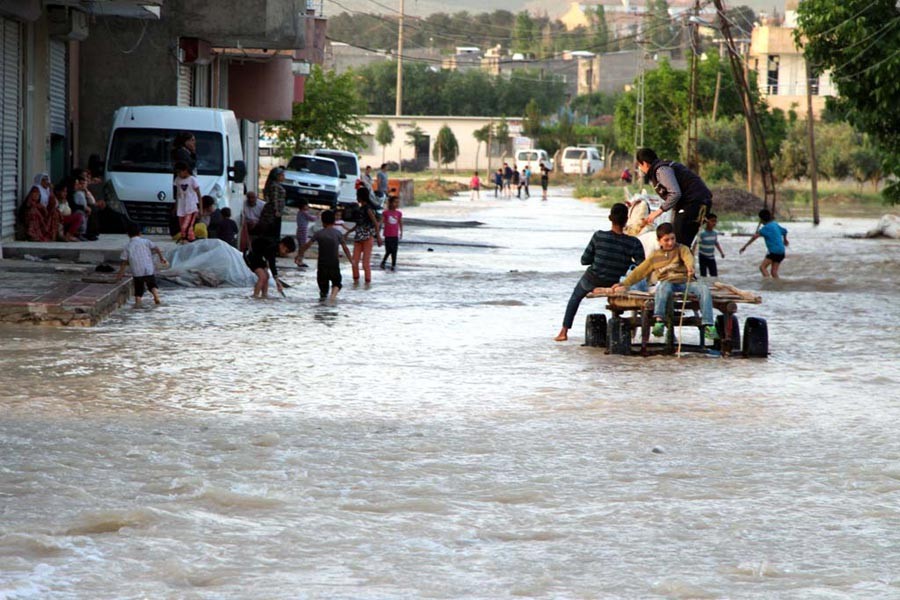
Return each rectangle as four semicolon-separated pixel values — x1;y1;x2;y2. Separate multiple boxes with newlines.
636;147;712;246
555;203;645;342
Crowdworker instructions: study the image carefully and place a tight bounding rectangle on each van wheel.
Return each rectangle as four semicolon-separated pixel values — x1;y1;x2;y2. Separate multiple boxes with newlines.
584;314;607;348
742;317;768;358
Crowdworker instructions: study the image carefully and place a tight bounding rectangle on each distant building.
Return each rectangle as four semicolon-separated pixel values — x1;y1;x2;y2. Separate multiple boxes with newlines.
748;5;836;119
577;49;688;95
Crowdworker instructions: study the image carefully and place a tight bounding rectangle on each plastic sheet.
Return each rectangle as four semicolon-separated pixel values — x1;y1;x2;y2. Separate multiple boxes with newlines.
161;239;256;287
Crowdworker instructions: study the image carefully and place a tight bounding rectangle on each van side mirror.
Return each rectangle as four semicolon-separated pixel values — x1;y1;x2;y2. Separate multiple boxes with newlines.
228;160;247;183
339;173;347;179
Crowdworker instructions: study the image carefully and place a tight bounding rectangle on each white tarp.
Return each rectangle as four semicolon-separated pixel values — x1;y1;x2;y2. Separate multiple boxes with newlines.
162;239;256;287
865;214;899;239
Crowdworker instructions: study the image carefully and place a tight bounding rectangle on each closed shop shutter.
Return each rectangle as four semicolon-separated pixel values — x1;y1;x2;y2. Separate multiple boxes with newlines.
0;17;22;240
177;63;193;106
49;39;67;137
193;63;210;107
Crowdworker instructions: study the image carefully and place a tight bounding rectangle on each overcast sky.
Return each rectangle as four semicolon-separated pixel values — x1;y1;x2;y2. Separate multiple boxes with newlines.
324;0;788;20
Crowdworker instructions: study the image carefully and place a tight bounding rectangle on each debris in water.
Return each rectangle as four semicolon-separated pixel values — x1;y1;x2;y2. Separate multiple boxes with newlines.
651;446;665;454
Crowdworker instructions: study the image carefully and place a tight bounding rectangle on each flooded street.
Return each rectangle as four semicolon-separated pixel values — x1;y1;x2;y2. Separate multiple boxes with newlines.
2;190;899;598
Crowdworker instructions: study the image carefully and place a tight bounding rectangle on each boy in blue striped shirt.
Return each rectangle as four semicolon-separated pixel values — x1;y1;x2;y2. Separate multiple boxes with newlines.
691;213;725;277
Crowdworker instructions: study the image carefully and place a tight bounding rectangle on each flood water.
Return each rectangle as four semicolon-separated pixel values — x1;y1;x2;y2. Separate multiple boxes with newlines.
2;189;899;598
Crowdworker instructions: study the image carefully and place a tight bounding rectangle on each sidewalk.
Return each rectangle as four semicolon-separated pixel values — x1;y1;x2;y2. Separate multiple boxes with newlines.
0;236;176;326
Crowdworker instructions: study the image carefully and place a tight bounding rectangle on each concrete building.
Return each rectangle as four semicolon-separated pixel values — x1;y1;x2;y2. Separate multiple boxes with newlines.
358;115;525;173
577;49;688;95
0;0;326;240
748;4;835;119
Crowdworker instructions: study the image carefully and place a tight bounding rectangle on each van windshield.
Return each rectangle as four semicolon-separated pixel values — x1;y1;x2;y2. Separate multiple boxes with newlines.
287;156;338;177
107;128;224;175
519;151;537;161
315;152;357;177
564;149;587;160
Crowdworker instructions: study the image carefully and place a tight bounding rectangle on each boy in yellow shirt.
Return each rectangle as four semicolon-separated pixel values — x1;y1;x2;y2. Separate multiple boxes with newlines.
612;222;718;340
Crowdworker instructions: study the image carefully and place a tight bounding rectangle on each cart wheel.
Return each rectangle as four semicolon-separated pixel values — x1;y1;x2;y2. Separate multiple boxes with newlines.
607;316;631;355
585;313;607;348
713;315;741;352
742;317;768;358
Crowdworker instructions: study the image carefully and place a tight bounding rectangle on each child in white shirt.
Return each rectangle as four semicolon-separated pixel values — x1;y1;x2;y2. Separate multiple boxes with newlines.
174;161;201;243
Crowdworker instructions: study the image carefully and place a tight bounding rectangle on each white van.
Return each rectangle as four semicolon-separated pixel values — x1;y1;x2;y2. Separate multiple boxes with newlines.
104;106;247;230
515;149;553;172
560;146;604;175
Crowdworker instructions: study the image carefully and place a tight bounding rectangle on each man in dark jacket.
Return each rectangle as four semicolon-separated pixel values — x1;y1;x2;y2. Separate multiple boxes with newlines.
636;147;712;246
555;203;645;342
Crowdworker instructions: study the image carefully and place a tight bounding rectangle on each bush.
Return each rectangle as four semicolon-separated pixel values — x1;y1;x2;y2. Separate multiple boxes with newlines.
704;162;735;183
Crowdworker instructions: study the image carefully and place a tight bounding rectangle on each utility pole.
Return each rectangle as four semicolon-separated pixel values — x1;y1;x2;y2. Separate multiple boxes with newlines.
743;40;753;196
806;62;820;225
711;40;723;121
395;0;404;116
686;0;700;172
634;51;646;152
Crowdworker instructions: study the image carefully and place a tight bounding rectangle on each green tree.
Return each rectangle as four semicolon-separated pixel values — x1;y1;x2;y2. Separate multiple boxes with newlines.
522;99;543;138
648;0;675;50
795;0;900;202
495;118;511;158
512;11;536;55
554;112;577;149
433;125;460;177
851;144;882;191
473;123;492;171
591;6;610;52
266;66;367;157
375;119;394;164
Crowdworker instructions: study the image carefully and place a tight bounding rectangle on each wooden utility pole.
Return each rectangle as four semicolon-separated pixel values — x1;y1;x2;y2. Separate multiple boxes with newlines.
395;0;404;116
806;62;820;225
686;0;700;171
743;41;754;196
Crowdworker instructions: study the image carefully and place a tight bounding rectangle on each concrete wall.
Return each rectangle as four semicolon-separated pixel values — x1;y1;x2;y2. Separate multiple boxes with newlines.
78;17;177;161
359;115;524;173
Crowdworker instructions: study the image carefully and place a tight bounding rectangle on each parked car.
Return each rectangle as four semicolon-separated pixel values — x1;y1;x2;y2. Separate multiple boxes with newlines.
515;149;553;172
282;154;340;209
312;148;361;207
560;146;604;175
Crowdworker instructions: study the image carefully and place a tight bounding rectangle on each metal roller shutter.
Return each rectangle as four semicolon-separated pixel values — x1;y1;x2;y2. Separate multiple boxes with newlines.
49;39;67;137
0;17;22;240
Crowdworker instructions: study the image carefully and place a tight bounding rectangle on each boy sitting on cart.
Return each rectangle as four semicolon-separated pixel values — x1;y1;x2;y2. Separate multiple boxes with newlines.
611;222;718;341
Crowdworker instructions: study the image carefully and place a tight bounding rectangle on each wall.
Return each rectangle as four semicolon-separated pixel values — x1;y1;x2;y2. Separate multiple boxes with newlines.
78;17;177;161
359;115;524;173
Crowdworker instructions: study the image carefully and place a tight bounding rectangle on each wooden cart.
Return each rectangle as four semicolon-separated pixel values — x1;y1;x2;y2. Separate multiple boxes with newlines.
584;282;768;357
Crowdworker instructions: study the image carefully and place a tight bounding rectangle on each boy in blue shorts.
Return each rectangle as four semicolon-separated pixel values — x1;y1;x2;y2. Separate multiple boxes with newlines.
740;208;789;278
692;213;725;277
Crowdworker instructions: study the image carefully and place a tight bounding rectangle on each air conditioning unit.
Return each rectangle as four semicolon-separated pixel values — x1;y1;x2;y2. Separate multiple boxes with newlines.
48;6;89;41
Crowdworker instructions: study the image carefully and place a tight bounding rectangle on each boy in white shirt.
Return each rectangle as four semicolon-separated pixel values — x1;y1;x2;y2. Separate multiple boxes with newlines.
174;161;201;243
117;223;168;308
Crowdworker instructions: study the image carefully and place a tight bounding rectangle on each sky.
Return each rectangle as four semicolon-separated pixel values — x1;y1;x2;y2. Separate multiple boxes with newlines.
324;0;788;20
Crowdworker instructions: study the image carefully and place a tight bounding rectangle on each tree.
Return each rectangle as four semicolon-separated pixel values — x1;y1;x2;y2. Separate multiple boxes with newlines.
265;65;367;158
473;123;492;171
522;99;543;138
512;11;536;55
405;124;428;170
433;125;459;177
495;118;511;158
375;119;394;164
591;6;610;52
795;0;900;202
648;0;676;50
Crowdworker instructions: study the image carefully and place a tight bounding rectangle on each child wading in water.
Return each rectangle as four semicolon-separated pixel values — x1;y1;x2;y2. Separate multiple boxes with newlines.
380;197;403;271
117;223;168;308
470;172;481;200
740;208;788;278
297;210;352;302
174;161;201;243
612;222;718;341
692;213;725;277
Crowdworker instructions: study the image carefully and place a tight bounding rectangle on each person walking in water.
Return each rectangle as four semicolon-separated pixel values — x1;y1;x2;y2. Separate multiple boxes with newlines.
470;172;481;201
297;210;352;302
555;203;645;342
540;164;550;201
380;197;403;271
635;147;712;246
346;187;382;284
740;208;789;278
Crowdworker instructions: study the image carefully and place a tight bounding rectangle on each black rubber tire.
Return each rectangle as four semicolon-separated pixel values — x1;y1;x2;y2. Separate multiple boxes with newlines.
607;316;631;355
742;317;769;358
713;314;741;352
585;313;607;348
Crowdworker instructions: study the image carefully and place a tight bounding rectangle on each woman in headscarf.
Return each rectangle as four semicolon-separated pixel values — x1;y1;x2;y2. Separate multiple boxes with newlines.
171;132;197;174
258;167;286;241
19;174;61;241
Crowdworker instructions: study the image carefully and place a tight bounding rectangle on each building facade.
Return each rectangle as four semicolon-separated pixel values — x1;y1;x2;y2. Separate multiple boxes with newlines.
0;0;325;240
